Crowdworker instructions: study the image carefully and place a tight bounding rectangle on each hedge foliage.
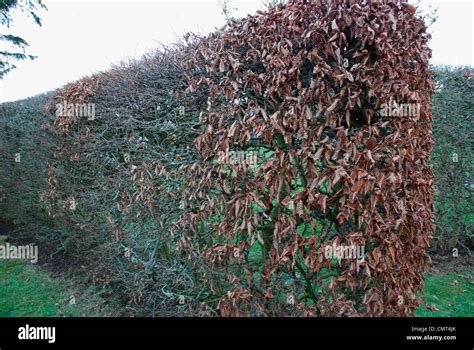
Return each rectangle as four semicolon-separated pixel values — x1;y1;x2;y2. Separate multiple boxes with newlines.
430;66;473;254
176;0;434;316
1;0;464;316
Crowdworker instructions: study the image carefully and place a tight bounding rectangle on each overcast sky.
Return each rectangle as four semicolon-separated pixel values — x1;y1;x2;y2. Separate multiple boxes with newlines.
0;0;472;103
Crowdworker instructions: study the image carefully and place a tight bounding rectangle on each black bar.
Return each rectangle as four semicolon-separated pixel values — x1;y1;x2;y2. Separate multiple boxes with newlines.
0;317;471;347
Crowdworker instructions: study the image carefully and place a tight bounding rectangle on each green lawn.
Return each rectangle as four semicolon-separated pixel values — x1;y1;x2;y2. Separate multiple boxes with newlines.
415;267;474;317
0;260;116;317
0;258;472;317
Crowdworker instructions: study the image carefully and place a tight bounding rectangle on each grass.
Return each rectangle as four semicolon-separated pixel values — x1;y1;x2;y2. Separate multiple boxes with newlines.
415;267;474;317
0;259;116;317
0;254;472;317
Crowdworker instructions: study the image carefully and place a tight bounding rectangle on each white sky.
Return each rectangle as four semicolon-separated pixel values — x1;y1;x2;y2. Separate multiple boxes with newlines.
0;0;472;103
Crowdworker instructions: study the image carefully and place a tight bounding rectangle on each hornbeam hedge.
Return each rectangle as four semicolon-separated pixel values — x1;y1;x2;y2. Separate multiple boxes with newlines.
0;0;434;316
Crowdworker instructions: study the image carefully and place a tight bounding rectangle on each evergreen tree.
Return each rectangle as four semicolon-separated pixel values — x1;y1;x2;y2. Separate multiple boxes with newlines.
1;0;47;79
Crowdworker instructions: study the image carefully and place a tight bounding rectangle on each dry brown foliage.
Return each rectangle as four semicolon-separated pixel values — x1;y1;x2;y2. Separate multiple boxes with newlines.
175;0;435;316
